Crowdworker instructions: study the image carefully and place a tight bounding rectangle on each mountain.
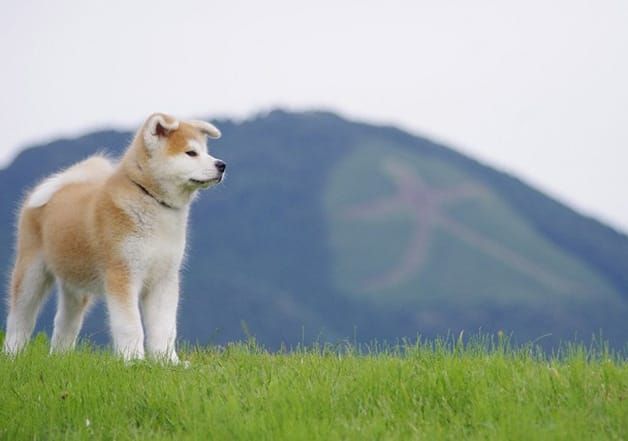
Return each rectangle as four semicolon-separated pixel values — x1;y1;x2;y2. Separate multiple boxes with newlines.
1;110;626;349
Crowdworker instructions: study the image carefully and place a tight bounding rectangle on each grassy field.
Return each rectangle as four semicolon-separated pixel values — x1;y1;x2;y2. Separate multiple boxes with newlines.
0;334;626;440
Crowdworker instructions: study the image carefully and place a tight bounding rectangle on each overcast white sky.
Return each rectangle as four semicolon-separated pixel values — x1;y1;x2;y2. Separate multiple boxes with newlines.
1;0;627;232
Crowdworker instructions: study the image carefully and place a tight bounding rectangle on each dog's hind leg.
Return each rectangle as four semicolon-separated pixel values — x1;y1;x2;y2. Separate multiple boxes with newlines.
50;282;92;353
3;254;54;355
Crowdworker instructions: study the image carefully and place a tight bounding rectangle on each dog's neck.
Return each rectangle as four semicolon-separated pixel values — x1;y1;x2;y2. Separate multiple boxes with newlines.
120;144;197;211
129;177;177;210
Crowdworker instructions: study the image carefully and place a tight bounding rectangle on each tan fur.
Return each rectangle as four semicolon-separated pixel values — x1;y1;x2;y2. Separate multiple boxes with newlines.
10;210;43;306
166;122;206;156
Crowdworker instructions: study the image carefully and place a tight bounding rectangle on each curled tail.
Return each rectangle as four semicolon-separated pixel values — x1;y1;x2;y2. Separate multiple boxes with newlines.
26;155;115;208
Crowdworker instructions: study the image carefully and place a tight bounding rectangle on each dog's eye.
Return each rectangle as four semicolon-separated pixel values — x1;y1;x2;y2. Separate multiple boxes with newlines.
185;151;198;157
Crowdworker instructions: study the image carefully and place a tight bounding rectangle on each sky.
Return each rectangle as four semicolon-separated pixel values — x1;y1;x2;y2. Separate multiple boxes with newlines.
1;0;627;232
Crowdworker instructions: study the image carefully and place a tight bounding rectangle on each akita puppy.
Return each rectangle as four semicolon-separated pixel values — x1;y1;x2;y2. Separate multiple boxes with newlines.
3;113;225;363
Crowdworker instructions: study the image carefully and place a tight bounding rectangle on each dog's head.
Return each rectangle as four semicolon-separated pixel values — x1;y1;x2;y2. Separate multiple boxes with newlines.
140;113;225;192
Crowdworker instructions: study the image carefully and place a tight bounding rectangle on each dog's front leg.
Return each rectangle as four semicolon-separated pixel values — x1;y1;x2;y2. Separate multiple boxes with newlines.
105;268;144;361
142;272;180;364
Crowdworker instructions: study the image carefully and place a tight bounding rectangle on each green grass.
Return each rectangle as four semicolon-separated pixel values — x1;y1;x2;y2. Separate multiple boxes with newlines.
0;334;626;440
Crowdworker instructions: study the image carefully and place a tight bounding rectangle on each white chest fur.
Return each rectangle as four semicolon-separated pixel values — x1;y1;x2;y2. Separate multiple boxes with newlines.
122;202;189;285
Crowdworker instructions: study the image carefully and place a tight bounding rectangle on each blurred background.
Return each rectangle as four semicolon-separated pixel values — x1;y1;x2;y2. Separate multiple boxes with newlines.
1;1;627;349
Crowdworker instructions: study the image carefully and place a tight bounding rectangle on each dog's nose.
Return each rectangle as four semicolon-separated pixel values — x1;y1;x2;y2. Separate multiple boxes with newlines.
215;160;226;173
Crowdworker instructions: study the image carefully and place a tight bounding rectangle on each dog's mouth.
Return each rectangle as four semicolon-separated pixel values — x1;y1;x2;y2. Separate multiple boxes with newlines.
189;177;221;187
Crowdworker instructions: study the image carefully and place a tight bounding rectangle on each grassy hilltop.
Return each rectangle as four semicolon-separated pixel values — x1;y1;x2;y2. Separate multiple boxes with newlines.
1;335;626;440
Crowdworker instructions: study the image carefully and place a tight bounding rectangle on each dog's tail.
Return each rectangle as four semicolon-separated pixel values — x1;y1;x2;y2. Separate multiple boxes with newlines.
25;155;115;208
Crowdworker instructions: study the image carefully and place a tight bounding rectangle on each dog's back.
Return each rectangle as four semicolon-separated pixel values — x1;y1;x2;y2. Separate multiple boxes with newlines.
26;155;114;208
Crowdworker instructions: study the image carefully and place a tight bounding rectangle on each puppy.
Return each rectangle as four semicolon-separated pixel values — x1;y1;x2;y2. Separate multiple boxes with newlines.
3;113;225;363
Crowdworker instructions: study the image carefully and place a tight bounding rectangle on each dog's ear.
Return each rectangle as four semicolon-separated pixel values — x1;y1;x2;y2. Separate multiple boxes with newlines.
188;120;222;139
143;113;180;150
